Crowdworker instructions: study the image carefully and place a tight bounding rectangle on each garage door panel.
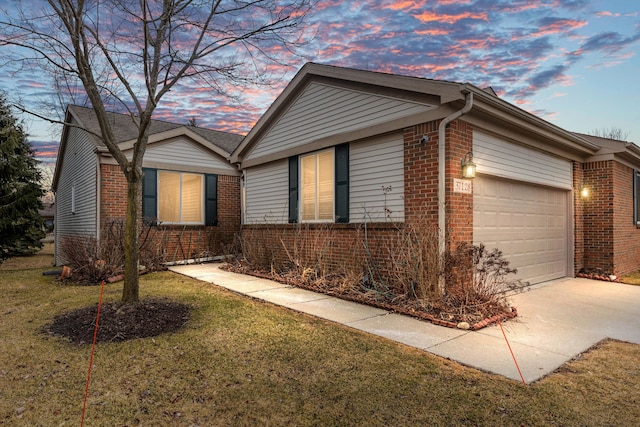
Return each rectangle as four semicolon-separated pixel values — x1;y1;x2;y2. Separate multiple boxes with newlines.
474;176;568;285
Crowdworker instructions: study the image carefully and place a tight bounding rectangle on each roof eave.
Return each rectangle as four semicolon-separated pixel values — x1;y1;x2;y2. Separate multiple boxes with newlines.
463;84;600;156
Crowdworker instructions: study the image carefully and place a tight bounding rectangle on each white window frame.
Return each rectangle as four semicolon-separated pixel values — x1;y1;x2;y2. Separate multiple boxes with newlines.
157;171;205;225
71;183;76;214
299;149;334;223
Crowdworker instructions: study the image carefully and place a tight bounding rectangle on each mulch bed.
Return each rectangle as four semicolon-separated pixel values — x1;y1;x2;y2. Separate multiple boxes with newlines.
220;262;517;330
45;299;191;345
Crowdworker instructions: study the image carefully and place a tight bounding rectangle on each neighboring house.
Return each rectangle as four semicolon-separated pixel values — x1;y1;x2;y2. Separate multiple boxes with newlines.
52;105;243;266
231;63;640;284
38;202;55;233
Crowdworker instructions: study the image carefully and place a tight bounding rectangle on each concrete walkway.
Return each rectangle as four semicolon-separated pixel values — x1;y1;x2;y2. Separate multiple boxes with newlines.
169;263;640;384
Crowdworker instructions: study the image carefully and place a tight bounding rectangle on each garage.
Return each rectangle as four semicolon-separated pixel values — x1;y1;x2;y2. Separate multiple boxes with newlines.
472;131;572;285
473;176;569;284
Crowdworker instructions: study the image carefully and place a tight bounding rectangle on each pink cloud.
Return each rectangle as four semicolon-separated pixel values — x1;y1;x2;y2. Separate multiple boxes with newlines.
414;10;488;25
415;28;449;36
386;0;422;11
530;19;587;38
596;11;620;17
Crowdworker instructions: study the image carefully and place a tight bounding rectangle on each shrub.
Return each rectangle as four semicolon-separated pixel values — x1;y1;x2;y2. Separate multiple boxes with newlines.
444;242;527;313
58;220;167;285
58;235;117;285
382;219;440;300
239;226;283;272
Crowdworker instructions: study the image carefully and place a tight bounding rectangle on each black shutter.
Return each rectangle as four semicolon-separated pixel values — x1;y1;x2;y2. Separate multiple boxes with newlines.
205;174;218;226
334;143;349;223
142;168;157;225
289;156;298;223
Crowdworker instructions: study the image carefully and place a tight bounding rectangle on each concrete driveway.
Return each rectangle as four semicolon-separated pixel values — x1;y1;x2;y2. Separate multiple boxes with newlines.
169;264;640;384
429;277;640;383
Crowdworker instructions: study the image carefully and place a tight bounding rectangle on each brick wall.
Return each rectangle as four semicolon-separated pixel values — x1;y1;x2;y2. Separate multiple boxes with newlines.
444;120;473;248
573;161;584;273
403;118;473;248
100;164;241;262
581;160;640;275
404;121;439;225
612;162;640;275
582;160;614;272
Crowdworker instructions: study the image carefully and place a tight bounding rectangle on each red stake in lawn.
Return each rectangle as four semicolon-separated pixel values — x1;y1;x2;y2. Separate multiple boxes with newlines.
81;280;105;425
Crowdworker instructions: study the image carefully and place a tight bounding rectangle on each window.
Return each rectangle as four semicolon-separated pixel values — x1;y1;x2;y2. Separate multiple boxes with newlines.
158;171;203;223
634;170;640;225
300;150;334;221
71;183;76;214
288;144;349;224
142;168;218;226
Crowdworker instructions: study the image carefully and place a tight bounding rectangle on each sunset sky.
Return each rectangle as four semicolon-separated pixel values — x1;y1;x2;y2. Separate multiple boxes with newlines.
1;0;639;169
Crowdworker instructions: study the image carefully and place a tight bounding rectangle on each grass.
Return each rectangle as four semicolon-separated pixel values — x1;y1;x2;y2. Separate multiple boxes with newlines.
1;249;639;425
621;271;640;285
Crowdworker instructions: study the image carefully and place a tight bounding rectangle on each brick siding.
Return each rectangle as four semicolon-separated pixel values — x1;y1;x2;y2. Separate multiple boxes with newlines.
100;164;240;262
573;161;585;273
581;160;640;276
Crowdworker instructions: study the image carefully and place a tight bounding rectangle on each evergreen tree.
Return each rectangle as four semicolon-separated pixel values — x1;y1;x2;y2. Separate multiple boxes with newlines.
0;93;45;264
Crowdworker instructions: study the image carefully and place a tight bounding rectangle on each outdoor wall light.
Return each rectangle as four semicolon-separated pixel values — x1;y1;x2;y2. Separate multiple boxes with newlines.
580;185;589;198
461;151;476;179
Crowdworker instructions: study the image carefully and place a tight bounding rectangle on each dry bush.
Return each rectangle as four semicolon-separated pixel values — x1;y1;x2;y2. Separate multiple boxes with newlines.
357;211;440;300
443;242;527;313
282;224;333;280
383;220;440;300
104;219;167;271
240;227;282;272
58;235;118;285
162;226;223;262
283;224;367;291
58;220;167;285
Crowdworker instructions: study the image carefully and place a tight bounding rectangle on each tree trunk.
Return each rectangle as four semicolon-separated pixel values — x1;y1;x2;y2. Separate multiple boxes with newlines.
122;172;142;304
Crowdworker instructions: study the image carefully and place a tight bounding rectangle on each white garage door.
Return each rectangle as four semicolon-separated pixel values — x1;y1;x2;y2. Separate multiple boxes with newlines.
473;176;569;285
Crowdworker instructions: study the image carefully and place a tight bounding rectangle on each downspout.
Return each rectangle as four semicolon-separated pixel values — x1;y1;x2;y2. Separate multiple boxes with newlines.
437;91;474;292
95;151;102;242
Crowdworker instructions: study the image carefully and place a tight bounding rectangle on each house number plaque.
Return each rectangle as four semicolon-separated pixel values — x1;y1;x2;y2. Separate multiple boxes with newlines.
453;178;473;194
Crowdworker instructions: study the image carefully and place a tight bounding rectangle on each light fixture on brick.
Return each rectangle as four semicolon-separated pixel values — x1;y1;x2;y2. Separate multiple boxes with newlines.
461;151;476;179
580;185;589;198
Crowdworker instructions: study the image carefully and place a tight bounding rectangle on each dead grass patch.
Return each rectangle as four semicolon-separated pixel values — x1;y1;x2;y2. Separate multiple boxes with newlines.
1;249;639;425
620;271;640;285
0;242;54;270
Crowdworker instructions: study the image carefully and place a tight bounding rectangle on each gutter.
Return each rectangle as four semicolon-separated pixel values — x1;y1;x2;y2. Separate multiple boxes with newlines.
437;91;474;292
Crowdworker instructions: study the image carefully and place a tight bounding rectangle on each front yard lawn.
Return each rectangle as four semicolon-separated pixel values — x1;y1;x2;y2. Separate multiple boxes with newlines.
1;250;639;425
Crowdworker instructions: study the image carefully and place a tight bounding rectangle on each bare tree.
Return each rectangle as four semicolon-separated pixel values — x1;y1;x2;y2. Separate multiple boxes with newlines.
590;127;630;142
0;0;311;303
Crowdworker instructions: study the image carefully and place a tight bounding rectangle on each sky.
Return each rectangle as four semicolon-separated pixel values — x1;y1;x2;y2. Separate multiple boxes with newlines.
1;0;639;171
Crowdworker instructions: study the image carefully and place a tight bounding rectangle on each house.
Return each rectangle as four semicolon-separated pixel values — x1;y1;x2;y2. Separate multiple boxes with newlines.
38;202;55;233
52;105;243;266
230;62;640;284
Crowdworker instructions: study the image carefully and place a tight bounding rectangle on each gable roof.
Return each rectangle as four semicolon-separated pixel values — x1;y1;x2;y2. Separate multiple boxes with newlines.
574;132;640;167
230;62;599;166
67;104;243;154
52;105;244;190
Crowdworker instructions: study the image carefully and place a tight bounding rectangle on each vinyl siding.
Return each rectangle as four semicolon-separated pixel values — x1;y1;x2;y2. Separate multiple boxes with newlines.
474;130;572;189
145;138;236;172
54;126;98;264
350;134;405;222
244;159;289;224
245;82;435;161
